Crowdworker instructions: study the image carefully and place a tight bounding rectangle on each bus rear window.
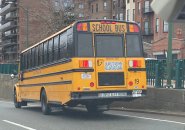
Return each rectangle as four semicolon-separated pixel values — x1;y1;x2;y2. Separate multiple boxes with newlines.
78;33;93;57
126;34;143;57
95;35;124;57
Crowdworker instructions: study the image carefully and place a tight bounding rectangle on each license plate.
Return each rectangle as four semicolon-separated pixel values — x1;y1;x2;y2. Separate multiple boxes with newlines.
132;90;142;97
105;62;123;71
98;92;127;97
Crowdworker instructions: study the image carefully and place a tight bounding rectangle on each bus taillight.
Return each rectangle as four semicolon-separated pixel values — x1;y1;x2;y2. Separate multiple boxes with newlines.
77;23;88;31
79;60;93;68
129;60;141;68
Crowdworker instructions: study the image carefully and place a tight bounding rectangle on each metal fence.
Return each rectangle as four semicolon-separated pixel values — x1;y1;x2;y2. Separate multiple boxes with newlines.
146;59;185;89
0;64;18;74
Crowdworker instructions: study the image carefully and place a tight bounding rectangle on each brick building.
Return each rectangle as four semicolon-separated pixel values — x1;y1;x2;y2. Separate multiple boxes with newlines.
0;0;64;63
74;0;90;20
152;16;185;59
112;0;126;20
135;0;154;43
134;0;185;59
89;0;113;19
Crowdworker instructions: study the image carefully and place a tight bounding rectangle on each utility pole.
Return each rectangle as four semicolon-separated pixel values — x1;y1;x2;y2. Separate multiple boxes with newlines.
166;22;173;88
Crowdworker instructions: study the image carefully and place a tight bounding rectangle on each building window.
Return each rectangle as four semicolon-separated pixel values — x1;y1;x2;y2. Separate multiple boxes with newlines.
163;21;168;32
138;2;141;14
103;16;107;19
91;5;93;13
113;1;116;9
79;3;84;9
156;18;159;33
127;0;130;4
133;9;135;21
118;0;120;7
120;13;123;20
79;13;84;18
55;1;59;7
144;1;150;13
144;21;149;35
103;1;107;9
96;4;98;12
127;9;129;21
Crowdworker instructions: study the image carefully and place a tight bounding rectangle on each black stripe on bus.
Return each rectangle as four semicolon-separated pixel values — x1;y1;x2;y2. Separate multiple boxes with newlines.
19;80;72;87
23;68;94;80
128;68;146;72
23;58;72;72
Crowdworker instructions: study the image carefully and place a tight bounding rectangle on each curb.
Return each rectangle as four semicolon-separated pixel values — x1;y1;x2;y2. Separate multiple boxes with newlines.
110;107;185;117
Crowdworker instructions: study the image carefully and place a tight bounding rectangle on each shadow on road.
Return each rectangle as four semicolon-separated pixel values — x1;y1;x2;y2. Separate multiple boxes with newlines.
20;106;126;121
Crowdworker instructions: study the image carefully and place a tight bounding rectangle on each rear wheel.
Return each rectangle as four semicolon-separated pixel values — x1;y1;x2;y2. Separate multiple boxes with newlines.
14;89;21;108
41;90;51;115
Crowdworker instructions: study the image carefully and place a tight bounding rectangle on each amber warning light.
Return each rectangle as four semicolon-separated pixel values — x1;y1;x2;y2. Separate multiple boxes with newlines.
129;24;139;32
77;23;88;31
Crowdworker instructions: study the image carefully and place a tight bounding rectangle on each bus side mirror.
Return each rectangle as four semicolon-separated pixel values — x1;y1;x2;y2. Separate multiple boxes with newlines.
10;74;18;79
11;74;15;79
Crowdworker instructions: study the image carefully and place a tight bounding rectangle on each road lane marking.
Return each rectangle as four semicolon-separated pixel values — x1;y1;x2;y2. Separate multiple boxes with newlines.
3;120;36;130
110;113;185;125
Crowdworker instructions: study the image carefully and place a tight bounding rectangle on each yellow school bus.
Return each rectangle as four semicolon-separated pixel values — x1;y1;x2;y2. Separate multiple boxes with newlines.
14;20;147;114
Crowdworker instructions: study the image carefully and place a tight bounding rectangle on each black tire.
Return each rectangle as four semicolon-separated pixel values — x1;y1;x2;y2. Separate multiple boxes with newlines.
41;90;51;115
14;90;21;108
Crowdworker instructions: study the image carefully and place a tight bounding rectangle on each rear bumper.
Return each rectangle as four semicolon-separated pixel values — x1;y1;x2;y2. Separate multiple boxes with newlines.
71;90;147;101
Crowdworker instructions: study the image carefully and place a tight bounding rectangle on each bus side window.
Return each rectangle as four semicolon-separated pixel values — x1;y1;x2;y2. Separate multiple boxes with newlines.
20;54;23;71
44;41;48;64
39;44;43;66
35;46;39;67
32;48;35;68
48;39;54;63
60;32;67;59
54;35;59;61
28;50;32;69
25;51;28;70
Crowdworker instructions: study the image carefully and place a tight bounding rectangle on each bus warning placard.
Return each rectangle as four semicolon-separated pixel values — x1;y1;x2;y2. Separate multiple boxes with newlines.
90;22;127;33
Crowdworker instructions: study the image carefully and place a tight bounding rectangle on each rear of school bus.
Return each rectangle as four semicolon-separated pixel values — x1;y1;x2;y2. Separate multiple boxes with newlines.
69;20;147;111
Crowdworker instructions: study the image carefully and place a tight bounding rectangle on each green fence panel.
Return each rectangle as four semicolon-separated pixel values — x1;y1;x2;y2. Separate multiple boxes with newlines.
146;59;185;89
0;64;18;74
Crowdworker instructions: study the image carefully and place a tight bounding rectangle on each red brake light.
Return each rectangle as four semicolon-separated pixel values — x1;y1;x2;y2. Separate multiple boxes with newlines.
133;60;138;68
83;60;89;68
90;82;94;87
129;81;133;86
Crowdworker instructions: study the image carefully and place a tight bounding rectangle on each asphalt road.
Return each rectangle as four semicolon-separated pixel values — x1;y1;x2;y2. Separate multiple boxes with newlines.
0;100;185;130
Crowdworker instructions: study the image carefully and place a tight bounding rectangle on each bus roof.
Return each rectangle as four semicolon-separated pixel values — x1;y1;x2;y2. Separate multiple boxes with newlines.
21;19;139;54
